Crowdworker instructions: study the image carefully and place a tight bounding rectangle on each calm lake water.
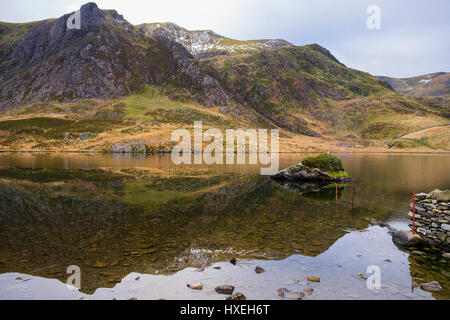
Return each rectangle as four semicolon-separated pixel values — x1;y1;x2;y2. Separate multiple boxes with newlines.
0;153;449;300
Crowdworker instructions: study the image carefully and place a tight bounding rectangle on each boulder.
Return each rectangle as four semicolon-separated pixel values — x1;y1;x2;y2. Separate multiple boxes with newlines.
111;139;147;153
420;281;443;292
392;230;425;248
271;154;351;183
272;165;351;182
428;189;450;201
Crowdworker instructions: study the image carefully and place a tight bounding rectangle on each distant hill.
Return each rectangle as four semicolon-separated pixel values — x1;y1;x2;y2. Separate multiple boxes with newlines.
377;72;450;105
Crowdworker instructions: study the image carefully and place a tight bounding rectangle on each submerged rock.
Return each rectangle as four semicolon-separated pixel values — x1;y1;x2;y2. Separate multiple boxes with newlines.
187;282;203;290
255;266;265;274
287;292;305;300
276;288;289;298
420;281;443;292
357;273;368;280
226;293;246;300
215;285;235;295
304;288;314;296
93;262;107;268
307;276;320;283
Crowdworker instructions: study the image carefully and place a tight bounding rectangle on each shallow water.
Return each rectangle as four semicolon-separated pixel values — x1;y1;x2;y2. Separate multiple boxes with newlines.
0;153;449;300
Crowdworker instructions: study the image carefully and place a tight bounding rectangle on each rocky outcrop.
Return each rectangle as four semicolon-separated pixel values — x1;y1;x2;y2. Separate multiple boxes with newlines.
138;22;293;58
0;3;146;109
407;190;450;251
110;139;147;153
272;165;351;183
0;3;232;110
392;230;425;248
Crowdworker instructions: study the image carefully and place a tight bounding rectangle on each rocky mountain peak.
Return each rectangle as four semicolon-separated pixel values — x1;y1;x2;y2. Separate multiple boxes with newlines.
138;22;293;58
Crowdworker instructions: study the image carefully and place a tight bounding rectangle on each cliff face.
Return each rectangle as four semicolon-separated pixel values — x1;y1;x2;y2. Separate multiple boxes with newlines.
0;3;232;110
138;22;293;58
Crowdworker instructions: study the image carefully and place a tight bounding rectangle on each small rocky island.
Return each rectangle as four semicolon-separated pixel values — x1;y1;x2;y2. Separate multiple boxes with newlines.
272;154;351;183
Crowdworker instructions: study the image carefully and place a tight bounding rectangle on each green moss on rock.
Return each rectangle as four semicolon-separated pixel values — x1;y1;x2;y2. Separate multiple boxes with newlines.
302;154;344;172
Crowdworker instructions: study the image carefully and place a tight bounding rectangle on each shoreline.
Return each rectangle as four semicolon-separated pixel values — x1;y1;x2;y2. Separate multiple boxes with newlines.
1;150;450;155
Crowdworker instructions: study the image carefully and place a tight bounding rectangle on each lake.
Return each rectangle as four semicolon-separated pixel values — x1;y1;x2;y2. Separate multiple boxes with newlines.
0;153;449;300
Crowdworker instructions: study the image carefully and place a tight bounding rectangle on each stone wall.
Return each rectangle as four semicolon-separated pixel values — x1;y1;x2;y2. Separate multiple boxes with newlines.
408;190;450;251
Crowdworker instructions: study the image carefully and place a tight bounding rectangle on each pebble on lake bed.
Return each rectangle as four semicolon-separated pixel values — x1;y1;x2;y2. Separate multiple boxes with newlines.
420;281;443;292
187;282;203;290
287;292;305;300
307;276;320;282
215;285;235;295
276;288;289;298
255;266;265;274
226;293;246;300
304;288;314;296
93;262;107;268
357;273;368;280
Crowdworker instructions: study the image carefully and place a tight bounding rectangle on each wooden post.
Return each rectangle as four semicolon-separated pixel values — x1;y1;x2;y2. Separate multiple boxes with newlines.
412;192;416;236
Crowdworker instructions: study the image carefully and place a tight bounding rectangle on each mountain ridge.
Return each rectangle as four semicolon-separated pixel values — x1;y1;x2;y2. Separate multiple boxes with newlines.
0;2;448;152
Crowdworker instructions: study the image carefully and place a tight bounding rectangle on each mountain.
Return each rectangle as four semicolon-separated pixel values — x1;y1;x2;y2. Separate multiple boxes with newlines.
377;72;450;104
137;22;293;58
0;3;232;109
0;2;448;152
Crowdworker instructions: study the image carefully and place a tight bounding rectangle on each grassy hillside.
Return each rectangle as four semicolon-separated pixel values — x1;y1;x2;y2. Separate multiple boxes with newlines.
0;84;448;152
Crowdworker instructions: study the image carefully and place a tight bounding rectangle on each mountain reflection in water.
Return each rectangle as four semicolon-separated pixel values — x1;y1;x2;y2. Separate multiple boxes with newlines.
0;153;449;299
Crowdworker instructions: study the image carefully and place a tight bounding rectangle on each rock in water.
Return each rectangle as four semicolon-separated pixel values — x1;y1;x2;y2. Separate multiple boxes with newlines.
357;273;368;280
187;282;203;290
428;189;450;201
287;292;305;300
255;266;265;274
307;276;320;282
420;281;443;292
392;230;424;248
111;139;147;153
215;285;235;295
271;154;351;183
276;288;288;298
304;288;314;296
226;293;246;300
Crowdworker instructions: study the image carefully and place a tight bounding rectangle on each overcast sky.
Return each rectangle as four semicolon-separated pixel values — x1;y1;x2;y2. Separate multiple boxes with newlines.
0;0;448;78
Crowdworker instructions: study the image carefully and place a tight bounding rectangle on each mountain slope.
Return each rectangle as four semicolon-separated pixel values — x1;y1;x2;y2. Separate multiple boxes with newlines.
0;3;233;110
0;2;448;152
